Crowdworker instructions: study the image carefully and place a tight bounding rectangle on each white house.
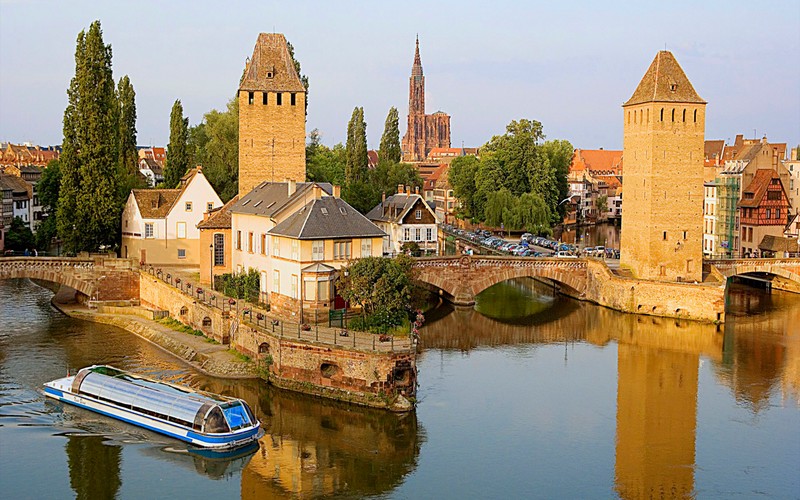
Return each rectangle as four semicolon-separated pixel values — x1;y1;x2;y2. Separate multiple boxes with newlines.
365;186;439;256
138;158;164;187
121;167;222;265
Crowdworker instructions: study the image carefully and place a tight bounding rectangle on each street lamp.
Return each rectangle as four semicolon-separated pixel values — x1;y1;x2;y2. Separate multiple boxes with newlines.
209;243;214;291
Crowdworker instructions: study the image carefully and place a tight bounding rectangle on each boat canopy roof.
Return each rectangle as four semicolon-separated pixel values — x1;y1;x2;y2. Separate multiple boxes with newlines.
72;366;255;433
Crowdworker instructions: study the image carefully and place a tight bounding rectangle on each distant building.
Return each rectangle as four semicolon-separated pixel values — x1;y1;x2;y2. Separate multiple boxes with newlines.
0;143;59;169
401;37;451;162
238;33;306;195
0;174;32;230
567;148;623;223
138;157;164;186
197;196;239;286
137;146;166;167
738;168;791;258
121;167;223;265
423;164;456;225
366;185;439;257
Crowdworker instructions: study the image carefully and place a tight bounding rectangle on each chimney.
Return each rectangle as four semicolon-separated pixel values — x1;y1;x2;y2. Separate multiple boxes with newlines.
405;185;411;195
397;184;404;194
415;186;420;195
312;184;323;199
333;184;341;197
287;179;296;196
382;191;387;216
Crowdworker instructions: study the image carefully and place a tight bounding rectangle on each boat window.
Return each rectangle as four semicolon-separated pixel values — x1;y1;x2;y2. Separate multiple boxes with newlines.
204;407;230;433
222;402;251;430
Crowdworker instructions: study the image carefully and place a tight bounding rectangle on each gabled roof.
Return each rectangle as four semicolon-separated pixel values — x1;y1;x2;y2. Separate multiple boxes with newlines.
365;193;433;223
705;140;725;160
624;51;705;106
131;167;202;218
239;33;305;93
0;173;31;196
570;149;623;175
139;157;163;175
269;197;385;240
739;168;785;208
197;195;239;230
230;181;333;218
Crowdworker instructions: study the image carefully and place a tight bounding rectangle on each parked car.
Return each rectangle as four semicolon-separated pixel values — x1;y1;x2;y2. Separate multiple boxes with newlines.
556;251;578;258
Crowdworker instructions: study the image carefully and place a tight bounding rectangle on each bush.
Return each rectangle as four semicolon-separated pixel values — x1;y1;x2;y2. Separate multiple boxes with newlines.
215;268;261;303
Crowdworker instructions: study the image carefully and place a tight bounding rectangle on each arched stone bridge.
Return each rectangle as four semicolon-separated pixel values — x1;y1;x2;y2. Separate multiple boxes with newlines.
706;258;800;292
413;255;588;305
0;256;139;301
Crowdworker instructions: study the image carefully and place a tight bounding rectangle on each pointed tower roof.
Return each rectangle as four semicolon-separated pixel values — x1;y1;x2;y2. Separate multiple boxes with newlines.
239;33;305;93
412;35;423;78
624;51;705;107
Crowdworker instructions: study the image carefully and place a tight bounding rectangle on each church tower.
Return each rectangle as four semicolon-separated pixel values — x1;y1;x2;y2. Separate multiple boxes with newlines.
620;51;706;282
238;33;306;196
401;36;450;162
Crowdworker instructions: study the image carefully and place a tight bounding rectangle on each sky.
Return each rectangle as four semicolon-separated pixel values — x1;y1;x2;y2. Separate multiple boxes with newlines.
1;0;798;152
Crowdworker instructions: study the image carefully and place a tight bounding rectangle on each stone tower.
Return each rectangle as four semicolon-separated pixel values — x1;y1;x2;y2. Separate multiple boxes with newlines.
401;36;450;162
620;51;706;282
238;33;306;196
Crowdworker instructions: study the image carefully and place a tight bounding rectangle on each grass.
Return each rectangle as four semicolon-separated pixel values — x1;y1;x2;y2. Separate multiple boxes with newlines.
228;349;251;363
158;317;204;337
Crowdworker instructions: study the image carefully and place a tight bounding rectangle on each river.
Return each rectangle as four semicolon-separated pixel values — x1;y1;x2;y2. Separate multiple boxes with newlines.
1;277;798;498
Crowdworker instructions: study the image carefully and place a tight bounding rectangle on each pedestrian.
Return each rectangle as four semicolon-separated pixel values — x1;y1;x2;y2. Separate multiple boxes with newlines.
24;248;30;256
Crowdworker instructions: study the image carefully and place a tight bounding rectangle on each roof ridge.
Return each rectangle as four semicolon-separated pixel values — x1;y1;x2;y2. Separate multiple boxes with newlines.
296;198;316;236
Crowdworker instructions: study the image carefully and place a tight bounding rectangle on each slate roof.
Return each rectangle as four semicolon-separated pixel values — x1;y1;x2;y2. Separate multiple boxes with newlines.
269;197;385;240
365;193;428;223
624;51;705;106
0;173;31;196
197;195;239;230
239;33;305;93
139;157;163;175
230;181;333;218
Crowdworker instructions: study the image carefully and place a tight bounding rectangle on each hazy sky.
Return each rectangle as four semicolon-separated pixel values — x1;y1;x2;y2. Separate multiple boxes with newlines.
1;0;798;152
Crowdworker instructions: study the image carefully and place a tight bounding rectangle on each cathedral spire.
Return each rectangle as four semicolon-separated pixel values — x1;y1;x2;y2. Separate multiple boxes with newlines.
412;34;423;78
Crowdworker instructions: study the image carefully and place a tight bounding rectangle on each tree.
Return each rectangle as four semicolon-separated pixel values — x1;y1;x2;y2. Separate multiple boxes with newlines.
342;179;380;215
165;99;189;188
336;255;419;332
286;40;309;118
345;107;368;183
117;75;144;200
596;194;608;221
539;139;573;222
370;161;422;197
484;188;516;228
448;155;480;219
5;217;35;252
378;107;401;164
483;119;544;196
35;160;62;250
307;132;347;186
188;97;238;201
508;192;551;234
57;20;121;254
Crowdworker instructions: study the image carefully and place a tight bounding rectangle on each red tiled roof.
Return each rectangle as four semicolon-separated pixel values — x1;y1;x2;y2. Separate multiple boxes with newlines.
739;169;784;208
570;149;623;174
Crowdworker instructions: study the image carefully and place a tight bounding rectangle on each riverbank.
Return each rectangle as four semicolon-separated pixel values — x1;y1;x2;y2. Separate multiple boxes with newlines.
52;301;259;379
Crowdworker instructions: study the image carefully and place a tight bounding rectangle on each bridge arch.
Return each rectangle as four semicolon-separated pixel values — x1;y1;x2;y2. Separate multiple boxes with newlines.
708;259;800;292
414;256;588;305
0;258;96;298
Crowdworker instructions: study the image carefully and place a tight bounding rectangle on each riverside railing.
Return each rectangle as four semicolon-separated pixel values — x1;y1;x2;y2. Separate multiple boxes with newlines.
146;267;417;354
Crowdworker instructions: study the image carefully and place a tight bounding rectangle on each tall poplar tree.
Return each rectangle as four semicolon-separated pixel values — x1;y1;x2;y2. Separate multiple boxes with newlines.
117;75;142;197
345;107;368;183
57;21;121;253
378;106;401;164
165;99;189;188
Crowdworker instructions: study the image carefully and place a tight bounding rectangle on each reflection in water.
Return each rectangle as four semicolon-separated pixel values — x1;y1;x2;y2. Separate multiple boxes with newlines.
242;389;422;498
475;277;558;320
66;434;122;500
423;279;799;498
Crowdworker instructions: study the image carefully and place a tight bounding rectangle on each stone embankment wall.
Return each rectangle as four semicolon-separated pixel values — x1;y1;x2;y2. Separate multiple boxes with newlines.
582;260;726;323
139;272;416;411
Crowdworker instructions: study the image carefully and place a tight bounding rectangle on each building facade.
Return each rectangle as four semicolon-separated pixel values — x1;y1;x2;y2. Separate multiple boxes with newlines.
121;168;222;265
366;186;439;256
401;37;451;162
738;168;791;257
620;51;706;282
238;33;306;195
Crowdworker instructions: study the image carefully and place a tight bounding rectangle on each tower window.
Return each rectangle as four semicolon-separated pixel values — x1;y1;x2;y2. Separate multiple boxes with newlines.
683;231;687;240
670;83;677;91
262;92;268;105
663;231;667;241
290;93;296;106
660;108;664;121
693;109;697;123
276;93;282;105
267;72;273;78
248;91;254;105
671;109;675;122
682;109;686;122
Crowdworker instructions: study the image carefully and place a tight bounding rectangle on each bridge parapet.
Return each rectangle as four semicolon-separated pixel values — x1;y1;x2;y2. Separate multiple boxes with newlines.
0;256;139;301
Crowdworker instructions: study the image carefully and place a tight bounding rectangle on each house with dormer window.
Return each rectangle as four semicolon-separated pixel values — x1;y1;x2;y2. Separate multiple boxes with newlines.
366;185;439;256
121;167;222;265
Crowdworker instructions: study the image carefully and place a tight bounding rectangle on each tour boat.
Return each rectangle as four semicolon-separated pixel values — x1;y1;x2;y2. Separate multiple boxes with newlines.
43;365;260;449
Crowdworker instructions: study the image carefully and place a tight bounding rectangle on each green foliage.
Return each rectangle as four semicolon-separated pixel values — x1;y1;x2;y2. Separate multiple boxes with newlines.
540;139;573;221
596;194;608;221
345;107;368;183
337;255;421;332
448;155;480;219
57;20;122;254
5;217;35;251
35;160;62;250
216;268;261;303
508;192;551;234
165;99;189;188
188;97;239;201
341;179;380;214
378;107;401;164
117;75;144;199
158;317;204;336
228;349;251;362
400;241;421;256
371;161;422;196
306;129;346;185
484;188;516;228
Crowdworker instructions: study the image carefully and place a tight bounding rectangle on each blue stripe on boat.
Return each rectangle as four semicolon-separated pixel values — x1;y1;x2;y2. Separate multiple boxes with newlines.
44;386;63;398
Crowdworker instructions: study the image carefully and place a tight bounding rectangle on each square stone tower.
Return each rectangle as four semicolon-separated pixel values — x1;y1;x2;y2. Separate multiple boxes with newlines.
238;33;306;196
620;51;706;282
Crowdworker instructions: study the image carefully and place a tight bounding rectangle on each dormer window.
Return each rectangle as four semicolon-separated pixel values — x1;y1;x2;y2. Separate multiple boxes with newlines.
669;83;677;92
